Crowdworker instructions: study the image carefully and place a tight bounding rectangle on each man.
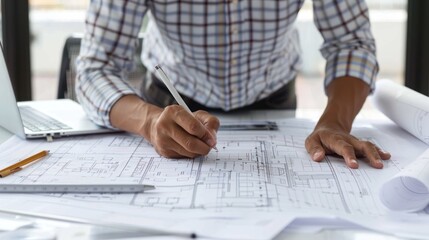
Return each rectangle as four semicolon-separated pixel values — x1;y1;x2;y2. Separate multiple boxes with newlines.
77;0;391;168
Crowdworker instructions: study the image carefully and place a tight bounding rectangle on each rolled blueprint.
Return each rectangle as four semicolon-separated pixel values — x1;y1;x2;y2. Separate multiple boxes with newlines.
374;79;429;212
373;79;429;144
379;148;429;212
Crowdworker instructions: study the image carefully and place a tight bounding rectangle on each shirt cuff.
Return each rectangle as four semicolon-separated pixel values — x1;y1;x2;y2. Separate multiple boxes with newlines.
324;50;379;95
76;72;138;129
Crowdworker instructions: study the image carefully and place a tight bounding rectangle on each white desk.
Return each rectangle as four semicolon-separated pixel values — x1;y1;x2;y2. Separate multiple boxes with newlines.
0;110;414;240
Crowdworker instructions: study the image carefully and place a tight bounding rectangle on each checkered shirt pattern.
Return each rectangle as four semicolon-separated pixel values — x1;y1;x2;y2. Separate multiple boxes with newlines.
76;0;378;128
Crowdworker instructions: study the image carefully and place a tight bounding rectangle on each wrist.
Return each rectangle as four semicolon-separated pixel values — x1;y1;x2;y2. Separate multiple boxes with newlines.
316;104;352;132
110;95;162;140
316;76;371;132
138;102;162;143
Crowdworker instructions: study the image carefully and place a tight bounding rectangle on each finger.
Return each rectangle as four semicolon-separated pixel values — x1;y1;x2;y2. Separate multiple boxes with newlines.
195;110;220;133
170;125;212;156
323;136;359;168
356;141;383;169
305;135;326;162
375;146;391;160
166;106;216;147
159;138;201;159
194;110;219;143
153;107;210;157
335;140;359;169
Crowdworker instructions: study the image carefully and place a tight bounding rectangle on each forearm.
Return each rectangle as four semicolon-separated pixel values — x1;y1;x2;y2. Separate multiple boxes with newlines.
317;76;370;132
77;0;146;127
109;95;162;141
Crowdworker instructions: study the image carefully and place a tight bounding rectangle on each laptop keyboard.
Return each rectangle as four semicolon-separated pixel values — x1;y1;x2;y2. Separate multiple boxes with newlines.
19;106;72;132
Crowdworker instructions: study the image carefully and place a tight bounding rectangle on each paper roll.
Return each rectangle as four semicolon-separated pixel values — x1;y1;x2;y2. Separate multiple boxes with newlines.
374;79;429;212
379;148;429;212
373;79;429;144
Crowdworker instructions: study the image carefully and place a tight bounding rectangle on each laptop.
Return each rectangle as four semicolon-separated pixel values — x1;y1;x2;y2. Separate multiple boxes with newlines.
0;45;116;140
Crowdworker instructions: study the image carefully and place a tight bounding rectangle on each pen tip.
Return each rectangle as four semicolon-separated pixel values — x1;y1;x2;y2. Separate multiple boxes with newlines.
155;65;159;69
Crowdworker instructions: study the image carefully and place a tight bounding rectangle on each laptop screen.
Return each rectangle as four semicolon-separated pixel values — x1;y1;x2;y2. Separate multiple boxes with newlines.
0;44;26;139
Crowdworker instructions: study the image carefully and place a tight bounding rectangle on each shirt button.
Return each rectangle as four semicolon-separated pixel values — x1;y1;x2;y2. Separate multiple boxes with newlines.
231;27;238;34
231;59;237;65
232;0;239;5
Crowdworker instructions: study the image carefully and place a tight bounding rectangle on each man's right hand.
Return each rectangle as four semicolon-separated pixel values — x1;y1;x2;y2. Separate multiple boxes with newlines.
110;95;219;158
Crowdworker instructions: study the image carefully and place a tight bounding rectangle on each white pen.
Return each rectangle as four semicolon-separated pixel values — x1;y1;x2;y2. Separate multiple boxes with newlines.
154;65;192;114
154;65;218;151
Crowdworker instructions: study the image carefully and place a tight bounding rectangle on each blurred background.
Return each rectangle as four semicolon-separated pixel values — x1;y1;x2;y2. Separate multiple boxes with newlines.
2;0;428;110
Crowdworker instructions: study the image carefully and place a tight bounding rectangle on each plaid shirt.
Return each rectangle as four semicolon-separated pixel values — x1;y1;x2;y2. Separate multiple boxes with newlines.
77;0;378;128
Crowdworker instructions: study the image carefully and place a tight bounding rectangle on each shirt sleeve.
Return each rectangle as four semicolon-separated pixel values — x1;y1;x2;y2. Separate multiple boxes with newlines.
76;0;147;128
312;0;379;94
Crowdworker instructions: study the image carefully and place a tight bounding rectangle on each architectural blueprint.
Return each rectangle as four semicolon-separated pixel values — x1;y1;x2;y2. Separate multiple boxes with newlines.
0;119;428;239
373;79;429;144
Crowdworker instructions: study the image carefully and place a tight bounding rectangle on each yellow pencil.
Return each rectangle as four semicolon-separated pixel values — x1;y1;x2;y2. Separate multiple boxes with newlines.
0;150;50;178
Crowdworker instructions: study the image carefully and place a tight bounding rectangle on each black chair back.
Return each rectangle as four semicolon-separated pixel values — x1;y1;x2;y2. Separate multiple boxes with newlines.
57;35;146;101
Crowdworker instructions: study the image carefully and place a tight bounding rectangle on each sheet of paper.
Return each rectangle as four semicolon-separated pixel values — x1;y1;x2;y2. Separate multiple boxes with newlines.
0;196;293;240
0;134;159;185
0;218;32;231
373;79;429;144
0;118;428;239
379;148;429;212
342;212;429;240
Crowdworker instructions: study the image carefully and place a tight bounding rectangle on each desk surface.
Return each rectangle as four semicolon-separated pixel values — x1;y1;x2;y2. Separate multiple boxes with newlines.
0;109;411;240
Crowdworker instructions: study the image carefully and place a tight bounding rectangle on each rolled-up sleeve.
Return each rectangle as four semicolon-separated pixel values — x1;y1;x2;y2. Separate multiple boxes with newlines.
312;0;378;94
76;0;147;128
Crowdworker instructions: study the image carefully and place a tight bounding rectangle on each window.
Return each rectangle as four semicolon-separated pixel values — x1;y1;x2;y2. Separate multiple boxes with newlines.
296;0;407;109
30;0;89;100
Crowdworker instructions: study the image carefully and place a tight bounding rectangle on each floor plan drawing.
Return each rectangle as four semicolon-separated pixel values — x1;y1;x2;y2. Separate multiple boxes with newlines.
0;119;416;219
1;118;429;240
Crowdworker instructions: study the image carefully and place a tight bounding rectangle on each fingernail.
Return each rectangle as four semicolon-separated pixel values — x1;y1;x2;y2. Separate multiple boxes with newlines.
313;150;323;160
348;159;359;169
207;138;216;147
380;149;388;154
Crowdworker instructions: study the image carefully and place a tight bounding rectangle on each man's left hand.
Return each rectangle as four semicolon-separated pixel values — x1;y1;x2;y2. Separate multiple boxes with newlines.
305;122;391;169
305;76;391;169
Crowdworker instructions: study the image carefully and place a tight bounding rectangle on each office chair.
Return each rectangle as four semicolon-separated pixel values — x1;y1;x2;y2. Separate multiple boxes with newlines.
57;35;146;101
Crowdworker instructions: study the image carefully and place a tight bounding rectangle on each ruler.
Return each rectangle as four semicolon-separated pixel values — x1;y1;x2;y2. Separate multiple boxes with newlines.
0;184;155;193
219;121;278;131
